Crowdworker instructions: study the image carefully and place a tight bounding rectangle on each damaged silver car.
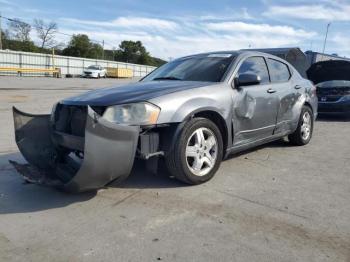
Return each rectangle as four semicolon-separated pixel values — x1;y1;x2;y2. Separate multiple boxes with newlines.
11;51;318;192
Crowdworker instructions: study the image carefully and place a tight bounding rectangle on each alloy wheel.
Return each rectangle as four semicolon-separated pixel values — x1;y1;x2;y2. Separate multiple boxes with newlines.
301;111;311;140
185;127;218;176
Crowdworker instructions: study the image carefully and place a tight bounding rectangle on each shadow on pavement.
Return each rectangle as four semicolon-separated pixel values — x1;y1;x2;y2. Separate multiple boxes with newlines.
110;159;186;189
0;152;95;214
0;138;292;214
0;153;184;214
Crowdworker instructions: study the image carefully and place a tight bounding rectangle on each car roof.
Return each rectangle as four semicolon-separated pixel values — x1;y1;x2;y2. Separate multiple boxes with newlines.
175;50;298;79
180;50;285;60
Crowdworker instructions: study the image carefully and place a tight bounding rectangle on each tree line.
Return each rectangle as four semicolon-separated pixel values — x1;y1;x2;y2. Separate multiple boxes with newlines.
0;18;166;67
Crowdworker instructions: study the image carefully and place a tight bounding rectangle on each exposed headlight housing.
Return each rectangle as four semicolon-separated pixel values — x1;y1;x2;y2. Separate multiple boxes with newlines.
102;102;160;125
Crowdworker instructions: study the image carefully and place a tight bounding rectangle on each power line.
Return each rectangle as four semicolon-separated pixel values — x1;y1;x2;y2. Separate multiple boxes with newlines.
0;12;2;49
0;14;113;47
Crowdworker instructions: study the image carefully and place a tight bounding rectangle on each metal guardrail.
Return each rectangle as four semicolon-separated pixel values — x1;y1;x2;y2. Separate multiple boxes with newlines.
0;67;61;77
0;49;157;77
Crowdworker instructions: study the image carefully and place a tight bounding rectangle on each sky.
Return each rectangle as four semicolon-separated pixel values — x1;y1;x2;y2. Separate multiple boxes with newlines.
1;0;350;60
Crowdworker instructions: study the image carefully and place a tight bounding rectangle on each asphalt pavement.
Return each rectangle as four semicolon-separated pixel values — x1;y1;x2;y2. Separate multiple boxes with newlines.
0;76;349;262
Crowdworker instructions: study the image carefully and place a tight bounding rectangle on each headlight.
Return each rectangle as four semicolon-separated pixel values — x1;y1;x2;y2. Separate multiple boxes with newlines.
102;102;160;125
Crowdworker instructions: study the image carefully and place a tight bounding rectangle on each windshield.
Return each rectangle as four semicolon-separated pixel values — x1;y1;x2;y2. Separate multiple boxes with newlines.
143;54;235;82
87;65;100;70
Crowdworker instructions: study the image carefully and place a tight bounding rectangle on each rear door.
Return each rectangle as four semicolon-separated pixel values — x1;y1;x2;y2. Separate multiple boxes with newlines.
232;56;280;145
266;58;300;135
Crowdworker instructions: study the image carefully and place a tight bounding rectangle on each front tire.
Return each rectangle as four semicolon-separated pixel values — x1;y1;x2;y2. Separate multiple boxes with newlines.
289;105;314;145
165;118;223;185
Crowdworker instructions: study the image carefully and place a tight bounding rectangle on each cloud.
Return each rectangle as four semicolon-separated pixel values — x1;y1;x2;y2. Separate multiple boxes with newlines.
0;0;13;4
112;17;177;30
241;8;253;20
2;0;349;59
264;4;350;21
57;16;317;60
205;21;314;38
329;34;350;57
60;16;178;30
199;7;253;21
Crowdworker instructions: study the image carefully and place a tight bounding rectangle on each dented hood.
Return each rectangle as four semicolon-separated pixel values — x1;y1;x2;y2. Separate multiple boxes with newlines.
62;80;214;106
307;60;350;85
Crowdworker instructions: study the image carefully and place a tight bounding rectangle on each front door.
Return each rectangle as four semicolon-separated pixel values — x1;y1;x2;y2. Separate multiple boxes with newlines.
232;56;279;145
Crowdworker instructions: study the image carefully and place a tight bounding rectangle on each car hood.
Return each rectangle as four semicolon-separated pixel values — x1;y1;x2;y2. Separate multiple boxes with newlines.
307;60;350;84
61;80;215;106
316;80;350;88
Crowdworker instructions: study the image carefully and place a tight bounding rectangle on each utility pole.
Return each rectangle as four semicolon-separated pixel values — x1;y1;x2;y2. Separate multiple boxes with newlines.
102;40;105;60
0;12;3;50
321;23;331;60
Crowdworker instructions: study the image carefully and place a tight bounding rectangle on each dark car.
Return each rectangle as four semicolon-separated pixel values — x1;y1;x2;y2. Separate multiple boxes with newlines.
307;60;350;115
11;51;318;192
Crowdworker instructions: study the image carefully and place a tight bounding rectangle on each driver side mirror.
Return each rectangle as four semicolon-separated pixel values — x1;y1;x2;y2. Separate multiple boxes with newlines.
234;73;261;88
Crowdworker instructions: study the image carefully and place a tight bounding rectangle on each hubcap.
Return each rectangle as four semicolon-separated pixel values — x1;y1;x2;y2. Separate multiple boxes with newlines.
301;111;311;140
185;127;218;176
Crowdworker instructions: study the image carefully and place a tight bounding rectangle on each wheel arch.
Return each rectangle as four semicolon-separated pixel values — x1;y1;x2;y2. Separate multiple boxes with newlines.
190;110;229;157
303;101;313;112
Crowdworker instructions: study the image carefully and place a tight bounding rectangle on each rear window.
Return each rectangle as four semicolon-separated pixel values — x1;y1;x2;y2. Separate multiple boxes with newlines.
267;59;291;82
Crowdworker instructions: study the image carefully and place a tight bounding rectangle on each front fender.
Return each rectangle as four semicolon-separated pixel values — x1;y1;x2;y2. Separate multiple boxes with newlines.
153;90;232;124
170;98;227;122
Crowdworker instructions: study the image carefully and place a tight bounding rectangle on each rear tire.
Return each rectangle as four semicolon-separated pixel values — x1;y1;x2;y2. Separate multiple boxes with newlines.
289;105;314;146
165;118;223;185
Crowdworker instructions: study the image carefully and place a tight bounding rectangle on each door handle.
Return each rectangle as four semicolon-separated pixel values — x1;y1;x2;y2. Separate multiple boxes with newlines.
267;88;276;94
294;85;302;89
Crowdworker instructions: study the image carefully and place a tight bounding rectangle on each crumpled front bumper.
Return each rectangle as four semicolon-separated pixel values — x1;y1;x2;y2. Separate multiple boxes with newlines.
11;106;139;192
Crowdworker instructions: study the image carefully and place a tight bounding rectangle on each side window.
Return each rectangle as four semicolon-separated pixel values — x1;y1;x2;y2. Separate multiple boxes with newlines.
267;59;291;83
237;57;270;84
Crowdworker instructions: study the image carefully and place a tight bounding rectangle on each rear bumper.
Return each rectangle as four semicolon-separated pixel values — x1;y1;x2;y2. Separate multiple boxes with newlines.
12;106;139;192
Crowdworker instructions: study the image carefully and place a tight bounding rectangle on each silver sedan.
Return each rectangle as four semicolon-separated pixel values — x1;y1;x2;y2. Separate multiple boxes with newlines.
11;51;317;192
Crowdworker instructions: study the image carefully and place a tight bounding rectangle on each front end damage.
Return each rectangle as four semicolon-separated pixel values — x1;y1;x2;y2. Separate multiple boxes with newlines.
11;105;140;192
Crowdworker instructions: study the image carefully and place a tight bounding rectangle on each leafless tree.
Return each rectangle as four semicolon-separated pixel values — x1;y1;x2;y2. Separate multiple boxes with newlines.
34;19;58;49
7;18;31;42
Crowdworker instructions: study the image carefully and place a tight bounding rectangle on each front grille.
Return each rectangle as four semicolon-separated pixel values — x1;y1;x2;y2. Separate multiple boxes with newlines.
53;104;107;137
318;96;342;102
54;104;87;137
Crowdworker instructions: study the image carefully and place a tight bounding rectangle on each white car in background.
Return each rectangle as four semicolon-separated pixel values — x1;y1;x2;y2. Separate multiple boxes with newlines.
82;65;107;78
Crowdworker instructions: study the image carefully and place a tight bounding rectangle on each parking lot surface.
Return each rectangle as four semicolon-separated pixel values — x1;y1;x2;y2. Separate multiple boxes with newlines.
0;76;349;262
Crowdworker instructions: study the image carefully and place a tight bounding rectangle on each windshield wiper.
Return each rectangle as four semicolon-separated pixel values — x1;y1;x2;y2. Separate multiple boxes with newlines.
153;76;182;81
